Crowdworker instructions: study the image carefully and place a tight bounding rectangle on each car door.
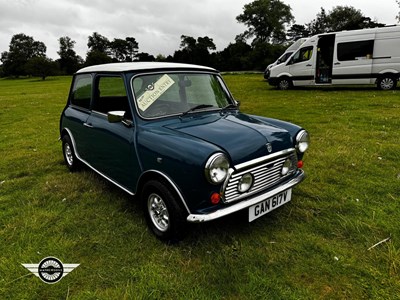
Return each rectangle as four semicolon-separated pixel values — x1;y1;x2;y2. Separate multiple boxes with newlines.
287;45;316;86
84;75;140;192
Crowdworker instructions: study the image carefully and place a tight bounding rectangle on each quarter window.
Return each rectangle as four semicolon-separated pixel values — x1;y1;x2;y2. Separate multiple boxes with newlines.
70;74;92;109
337;40;374;61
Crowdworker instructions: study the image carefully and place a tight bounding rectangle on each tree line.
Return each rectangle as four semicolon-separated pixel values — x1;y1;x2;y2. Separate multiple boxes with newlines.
1;0;399;79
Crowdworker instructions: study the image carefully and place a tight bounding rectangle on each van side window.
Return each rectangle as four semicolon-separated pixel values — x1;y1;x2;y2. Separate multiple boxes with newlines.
92;76;132;119
337;40;374;61
70;74;92;109
292;47;313;64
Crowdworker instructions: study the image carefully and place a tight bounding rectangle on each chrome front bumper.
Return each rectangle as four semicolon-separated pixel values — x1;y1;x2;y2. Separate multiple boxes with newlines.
186;170;305;223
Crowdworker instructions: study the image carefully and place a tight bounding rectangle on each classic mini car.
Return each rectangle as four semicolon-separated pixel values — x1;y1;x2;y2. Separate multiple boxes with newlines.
60;62;309;241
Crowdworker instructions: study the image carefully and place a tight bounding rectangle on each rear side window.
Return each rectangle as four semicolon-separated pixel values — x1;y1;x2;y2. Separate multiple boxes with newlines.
337;40;374;61
70;74;92;109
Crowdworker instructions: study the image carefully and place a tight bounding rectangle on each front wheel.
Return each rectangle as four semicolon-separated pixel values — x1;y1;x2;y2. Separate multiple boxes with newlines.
277;78;292;90
142;180;188;242
377;76;397;90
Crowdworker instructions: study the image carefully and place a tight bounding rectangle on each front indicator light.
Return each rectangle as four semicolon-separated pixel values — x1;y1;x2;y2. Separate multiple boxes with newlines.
297;160;304;168
210;192;221;205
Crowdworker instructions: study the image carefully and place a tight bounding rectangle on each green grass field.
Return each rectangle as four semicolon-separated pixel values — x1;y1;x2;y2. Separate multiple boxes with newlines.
0;75;399;299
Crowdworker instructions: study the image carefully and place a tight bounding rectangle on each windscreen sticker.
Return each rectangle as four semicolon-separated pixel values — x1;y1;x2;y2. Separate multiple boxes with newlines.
137;74;175;111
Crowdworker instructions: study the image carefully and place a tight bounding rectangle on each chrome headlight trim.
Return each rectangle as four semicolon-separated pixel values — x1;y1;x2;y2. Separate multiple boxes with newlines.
295;130;310;153
205;153;230;185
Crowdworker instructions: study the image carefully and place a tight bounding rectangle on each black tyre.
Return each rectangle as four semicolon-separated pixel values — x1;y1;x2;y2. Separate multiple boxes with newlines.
142;180;188;242
61;135;80;171
377;76;397;90
277;78;292;90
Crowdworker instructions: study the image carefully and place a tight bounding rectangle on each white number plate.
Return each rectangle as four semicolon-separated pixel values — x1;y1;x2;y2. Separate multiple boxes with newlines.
249;189;292;222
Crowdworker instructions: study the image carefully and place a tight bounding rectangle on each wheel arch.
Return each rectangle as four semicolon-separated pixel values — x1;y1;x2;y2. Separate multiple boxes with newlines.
136;170;191;214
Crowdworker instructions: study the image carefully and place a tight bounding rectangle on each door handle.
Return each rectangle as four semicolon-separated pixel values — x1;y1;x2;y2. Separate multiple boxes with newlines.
334;62;341;65
306;64;312;67
83;123;93;128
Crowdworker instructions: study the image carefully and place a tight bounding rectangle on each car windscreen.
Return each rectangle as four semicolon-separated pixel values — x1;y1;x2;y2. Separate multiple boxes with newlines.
132;73;231;119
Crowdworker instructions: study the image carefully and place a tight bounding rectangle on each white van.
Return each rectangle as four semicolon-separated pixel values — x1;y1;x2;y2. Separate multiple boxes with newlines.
264;38;308;79
268;26;400;90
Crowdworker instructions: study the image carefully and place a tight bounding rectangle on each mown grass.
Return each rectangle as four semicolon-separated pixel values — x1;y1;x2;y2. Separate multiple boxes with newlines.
0;75;399;299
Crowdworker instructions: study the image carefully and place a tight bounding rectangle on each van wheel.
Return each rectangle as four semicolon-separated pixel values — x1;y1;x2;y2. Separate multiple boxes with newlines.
377;76;397;90
142;180;188;242
277;78;292;90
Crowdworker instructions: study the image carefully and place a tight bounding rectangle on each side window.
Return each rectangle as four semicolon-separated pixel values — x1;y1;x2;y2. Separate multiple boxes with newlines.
292;47;313;64
70;74;92;109
92;76;132;119
337;40;374;61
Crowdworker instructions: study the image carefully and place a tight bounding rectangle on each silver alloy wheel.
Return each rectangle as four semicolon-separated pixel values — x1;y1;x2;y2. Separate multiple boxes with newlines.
64;143;74;166
148;193;170;232
380;77;394;90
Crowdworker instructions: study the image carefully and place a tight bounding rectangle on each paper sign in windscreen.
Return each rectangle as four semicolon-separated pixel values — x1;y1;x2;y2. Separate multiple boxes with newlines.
137;75;175;111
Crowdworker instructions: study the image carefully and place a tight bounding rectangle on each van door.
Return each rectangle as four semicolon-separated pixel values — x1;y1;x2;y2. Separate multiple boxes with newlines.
332;34;375;85
287;46;315;86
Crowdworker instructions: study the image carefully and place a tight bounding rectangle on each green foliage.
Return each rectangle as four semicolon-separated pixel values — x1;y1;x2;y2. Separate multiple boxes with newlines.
0;75;399;299
0;33;47;77
236;0;294;44
306;6;385;35
57;36;83;75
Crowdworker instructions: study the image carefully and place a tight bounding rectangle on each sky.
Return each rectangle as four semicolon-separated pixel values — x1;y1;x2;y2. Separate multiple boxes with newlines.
0;0;399;60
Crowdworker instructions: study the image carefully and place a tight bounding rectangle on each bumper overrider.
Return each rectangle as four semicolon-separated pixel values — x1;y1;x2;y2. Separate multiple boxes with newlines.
187;169;305;223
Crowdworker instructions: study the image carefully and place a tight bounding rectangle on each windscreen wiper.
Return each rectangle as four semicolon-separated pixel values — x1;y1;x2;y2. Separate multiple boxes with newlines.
180;104;214;118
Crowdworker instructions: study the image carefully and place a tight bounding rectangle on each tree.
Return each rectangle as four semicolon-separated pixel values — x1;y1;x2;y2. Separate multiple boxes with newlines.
306;7;329;35
85;32;112;66
396;0;400;22
57;36;83;74
25;56;58;80
109;37;138;61
236;0;294;44
136;52;155;62
173;35;217;66
327;6;384;31
0;33;47;77
287;24;310;41
306;6;385;35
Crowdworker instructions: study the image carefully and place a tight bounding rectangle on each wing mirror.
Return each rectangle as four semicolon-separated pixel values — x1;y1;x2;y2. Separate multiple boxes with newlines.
107;111;125;123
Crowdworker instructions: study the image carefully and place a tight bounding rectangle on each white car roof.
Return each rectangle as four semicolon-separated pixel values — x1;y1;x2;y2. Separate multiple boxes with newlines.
76;62;216;74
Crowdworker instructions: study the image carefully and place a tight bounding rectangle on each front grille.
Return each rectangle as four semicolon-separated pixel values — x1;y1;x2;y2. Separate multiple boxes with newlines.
223;151;298;203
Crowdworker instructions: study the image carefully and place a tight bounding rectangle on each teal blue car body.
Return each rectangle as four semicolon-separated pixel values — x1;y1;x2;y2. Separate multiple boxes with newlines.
60;62;309;239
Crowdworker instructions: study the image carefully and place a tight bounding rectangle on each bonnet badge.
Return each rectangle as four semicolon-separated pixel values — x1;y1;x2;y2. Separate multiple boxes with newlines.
266;143;272;153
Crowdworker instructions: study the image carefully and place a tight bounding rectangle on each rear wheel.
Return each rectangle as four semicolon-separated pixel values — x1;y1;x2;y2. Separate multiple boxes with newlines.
142;180;188;242
62;135;80;171
377;76;397;90
277;78;292;90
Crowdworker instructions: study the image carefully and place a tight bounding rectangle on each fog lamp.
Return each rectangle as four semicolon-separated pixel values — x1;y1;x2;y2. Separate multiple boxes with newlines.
238;173;253;193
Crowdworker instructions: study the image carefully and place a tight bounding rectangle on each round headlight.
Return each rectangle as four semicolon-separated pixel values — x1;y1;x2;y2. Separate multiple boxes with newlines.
296;130;310;153
238;173;253;193
205;153;230;184
281;158;293;176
